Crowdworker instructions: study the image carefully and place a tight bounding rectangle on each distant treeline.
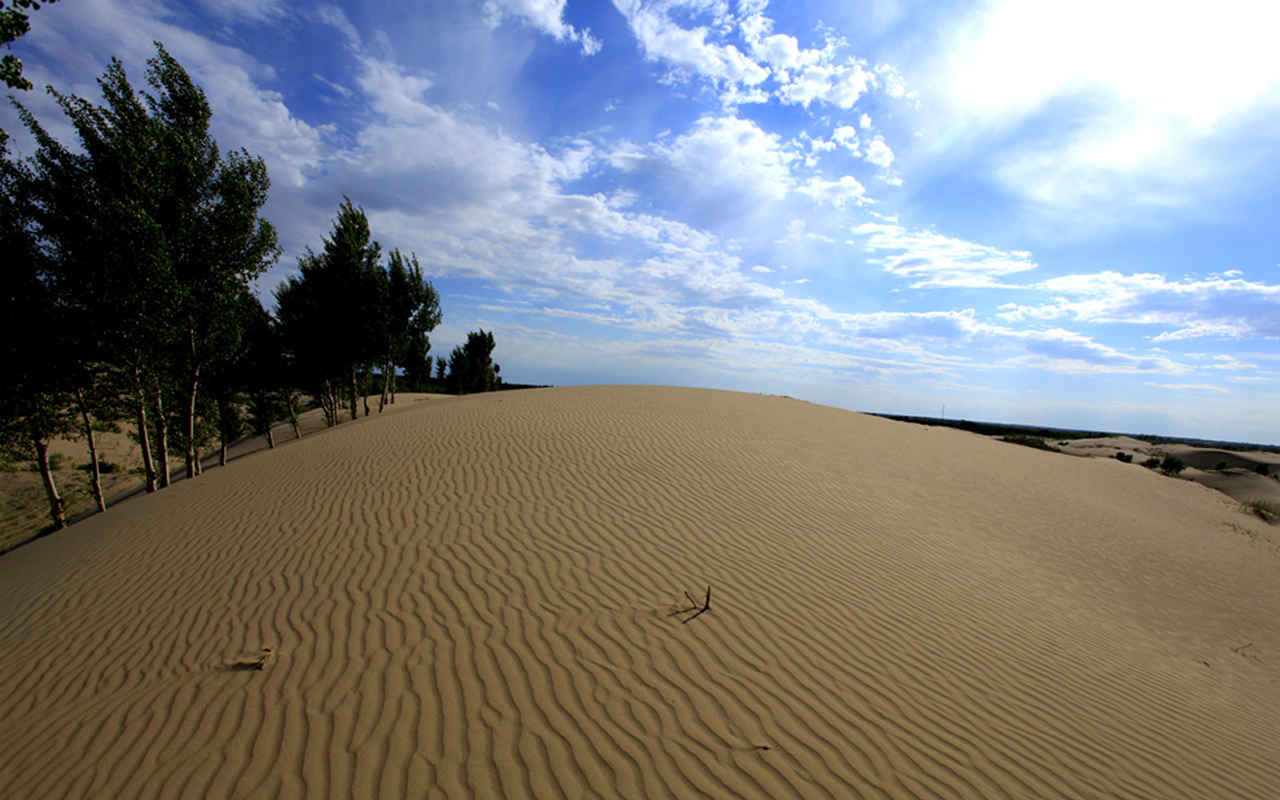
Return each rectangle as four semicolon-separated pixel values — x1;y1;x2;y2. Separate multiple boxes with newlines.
2;43;507;535
871;414;1280;454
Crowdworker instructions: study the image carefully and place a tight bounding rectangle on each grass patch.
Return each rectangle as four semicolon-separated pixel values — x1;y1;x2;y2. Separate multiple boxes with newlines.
76;460;120;474
1115;452;1133;463
1241;499;1280;523
1001;435;1059;452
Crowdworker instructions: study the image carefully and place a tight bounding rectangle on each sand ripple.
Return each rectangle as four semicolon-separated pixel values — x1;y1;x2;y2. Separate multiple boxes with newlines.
1;386;1277;798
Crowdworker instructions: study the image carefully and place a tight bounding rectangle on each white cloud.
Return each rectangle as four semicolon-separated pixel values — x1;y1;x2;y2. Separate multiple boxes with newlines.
850;222;1037;288
831;124;859;153
614;0;767;85
778;61;873;109
1145;383;1230;394
608;115;796;213
797;175;866;208
863;135;893;168
197;0;285;21
484;0;602;54
859;112;871;129
924;0;1280;220
1017;271;1280;341
317;4;362;48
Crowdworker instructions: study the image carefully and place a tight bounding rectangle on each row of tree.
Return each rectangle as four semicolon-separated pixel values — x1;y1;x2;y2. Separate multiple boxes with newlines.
2;42;502;535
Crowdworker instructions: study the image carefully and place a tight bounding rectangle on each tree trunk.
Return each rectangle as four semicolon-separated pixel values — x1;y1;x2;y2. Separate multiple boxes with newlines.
184;364;200;480
362;368;371;417
32;433;66;531
219;440;227;467
266;428;275;449
134;368;157;493
349;366;358;421
193;446;202;476
154;378;171;488
390;368;396;404
75;386;106;513
379;360;390;412
287;392;302;439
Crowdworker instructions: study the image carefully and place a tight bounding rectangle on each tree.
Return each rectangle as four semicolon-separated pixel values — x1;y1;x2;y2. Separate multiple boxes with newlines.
447;330;499;394
17;44;278;484
0;0;59;145
16;50;175;492
135;45;279;479
380;249;441;406
237;292;287;448
0;147;73;529
275;197;381;424
0;0;58;91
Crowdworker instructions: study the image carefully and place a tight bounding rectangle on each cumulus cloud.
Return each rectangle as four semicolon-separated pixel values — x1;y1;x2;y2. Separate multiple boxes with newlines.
797;175;866;208
611;0;910;115
863;136;894;168
484;0;602;54
614;0;767;85
608;115;798;219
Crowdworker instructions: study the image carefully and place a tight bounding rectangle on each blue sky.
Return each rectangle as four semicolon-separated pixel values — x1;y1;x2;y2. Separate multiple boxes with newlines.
6;0;1280;442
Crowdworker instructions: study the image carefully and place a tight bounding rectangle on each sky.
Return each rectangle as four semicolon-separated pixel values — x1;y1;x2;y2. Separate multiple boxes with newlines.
4;0;1280;443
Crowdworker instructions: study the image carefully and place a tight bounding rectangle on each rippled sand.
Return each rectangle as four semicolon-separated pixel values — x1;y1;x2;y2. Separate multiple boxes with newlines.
2;386;1276;798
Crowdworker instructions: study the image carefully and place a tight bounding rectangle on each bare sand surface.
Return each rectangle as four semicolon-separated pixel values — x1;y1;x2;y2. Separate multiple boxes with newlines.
0;393;450;553
1;386;1277;798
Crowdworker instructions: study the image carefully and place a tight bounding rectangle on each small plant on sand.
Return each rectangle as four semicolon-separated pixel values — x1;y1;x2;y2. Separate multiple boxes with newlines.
1142;456;1162;469
29;453;65;472
76;460;119;474
1160;455;1187;474
1241;499;1280;523
1215;461;1229;471
1256;463;1271;476
1115;452;1133;463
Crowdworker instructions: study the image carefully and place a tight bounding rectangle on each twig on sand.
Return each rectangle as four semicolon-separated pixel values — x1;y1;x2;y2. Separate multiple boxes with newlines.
1231;642;1261;662
228;648;275;671
681;586;711;624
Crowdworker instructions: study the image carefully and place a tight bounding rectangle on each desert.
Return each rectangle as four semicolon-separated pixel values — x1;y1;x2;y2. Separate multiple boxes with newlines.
1;385;1277;798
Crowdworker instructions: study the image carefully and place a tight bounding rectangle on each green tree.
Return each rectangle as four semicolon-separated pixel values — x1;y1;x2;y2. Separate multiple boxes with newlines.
275;197;381;424
14;44;279;484
0;148;73;529
0;0;59;145
381;249;441;406
15;50;175;492
0;0;57;91
447;330;499;394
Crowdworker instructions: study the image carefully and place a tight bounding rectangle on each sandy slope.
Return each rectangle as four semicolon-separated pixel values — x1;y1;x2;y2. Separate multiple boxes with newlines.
0;393;448;553
1;386;1277;799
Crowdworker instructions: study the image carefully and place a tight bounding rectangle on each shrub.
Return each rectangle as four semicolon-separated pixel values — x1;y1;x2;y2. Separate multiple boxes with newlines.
76;460;120;474
1256;462;1270;476
28;453;66;472
1115;452;1133;463
1142;457;1161;469
1160;455;1187;474
1240;499;1280;523
1215;461;1229;471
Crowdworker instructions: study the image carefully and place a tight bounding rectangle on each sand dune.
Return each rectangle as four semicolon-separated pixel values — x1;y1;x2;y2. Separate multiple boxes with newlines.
1;386;1277;798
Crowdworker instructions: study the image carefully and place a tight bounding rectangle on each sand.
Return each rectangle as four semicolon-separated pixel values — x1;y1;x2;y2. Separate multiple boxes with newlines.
1;386;1277;798
1060;436;1280;510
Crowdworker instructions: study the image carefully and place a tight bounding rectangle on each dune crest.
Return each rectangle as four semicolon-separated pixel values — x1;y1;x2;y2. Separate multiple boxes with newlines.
1;386;1277;798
